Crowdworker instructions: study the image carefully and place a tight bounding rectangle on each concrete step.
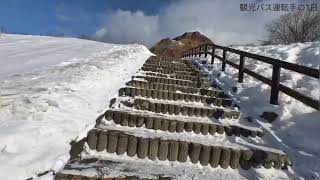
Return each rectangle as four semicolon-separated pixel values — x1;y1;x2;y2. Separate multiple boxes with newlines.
86;128;291;170
118;98;240;119
103;109;263;138
118;86;233;108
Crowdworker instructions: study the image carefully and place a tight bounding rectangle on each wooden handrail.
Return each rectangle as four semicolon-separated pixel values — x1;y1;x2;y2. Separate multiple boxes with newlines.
182;43;320;110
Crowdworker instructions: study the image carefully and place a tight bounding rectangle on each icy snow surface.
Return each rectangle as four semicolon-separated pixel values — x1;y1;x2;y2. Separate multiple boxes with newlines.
186;41;320;179
0;34;153;179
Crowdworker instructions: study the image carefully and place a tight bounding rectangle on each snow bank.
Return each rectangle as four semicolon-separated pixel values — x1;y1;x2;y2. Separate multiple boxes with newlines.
188;41;320;179
0;34;153;179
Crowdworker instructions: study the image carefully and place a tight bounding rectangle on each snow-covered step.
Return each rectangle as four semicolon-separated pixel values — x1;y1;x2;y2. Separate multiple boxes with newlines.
141;66;205;76
136;76;203;88
117;98;240;119
102;109;263;138
142;72;208;81
118;87;233;108
86;128;291;170
143;64;195;72
125;80;227;97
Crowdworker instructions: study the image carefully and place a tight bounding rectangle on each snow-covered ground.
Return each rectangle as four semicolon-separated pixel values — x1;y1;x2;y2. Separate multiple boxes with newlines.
187;41;320;179
0;34;152;179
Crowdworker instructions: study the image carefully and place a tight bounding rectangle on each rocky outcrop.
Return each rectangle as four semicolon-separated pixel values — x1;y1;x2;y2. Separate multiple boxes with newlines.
150;31;213;59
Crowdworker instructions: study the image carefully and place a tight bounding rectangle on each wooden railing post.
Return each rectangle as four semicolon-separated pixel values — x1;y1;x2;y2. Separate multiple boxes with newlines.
198;47;201;57
270;65;281;105
211;47;215;64
221;50;227;71
193;49;196;57
204;45;208;58
238;54;245;83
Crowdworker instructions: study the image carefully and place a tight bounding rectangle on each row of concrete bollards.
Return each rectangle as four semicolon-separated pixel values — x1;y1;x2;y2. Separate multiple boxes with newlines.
139;76;200;88
125;80;227;98
130;98;240;119
104;110;263;138
119;87;232;107
87;129;290;170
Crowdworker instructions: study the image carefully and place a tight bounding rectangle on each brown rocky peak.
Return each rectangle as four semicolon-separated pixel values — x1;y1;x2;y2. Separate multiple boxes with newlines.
150;31;213;59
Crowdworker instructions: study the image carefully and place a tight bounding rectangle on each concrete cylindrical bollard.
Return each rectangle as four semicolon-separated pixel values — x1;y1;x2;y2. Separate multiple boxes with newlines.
195;95;201;102
176;121;184;133
164;84;169;91
190;95;195;102
250;130;257;138
136;116;145;127
217;126;225;134
224;126;233;136
233;127;241;137
184;94;190;102
168;85;173;92
174;105;181;115
145;117;154;129
116;134;128;155
173;93;179;101
181;106;188;116
163;91;168;100
241;150;253;160
152;90;158;99
96;131;108;152
141;89;147;97
187;107;195;117
209;125;217;135
177;141;189;162
87;129;99;150
120;113;129;126
160;119;169;131
189;143;201;164
159;84;164;91
185;122;194;132
207;109;213;118
241;129;250;137
105;111;113;121
168;104;175;115
136;88;142;96
137;138;149;159
168;92;174;100
219;148;232;169
158;140;169;161
131;88;136;97
230;149;241;169
168;121;177;132
155;103;162;113
199;145;211;166
194;108;201;117
127;135;138;157
150;103;156;112
113;112;122;124
262;161;273;169
178;94;184;101
148;138;159;160
200;109;208;117
147;89;152;98
210;146;222;168
125;88;131;96
162;104;168;114
128;114;137;127
201;124;210;135
168;140;179;161
240;159;251;170
193;123;201;134
157;90;163;100
107;131;119;153
153;118;162;130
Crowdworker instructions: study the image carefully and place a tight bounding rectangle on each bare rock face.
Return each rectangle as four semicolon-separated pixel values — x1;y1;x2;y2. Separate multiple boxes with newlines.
150;31;213;59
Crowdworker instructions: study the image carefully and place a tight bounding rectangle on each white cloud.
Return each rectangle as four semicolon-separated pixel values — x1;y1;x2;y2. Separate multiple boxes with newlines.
95;0;301;47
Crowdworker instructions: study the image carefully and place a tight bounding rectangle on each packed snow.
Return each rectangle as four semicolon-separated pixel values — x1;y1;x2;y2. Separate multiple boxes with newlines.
0;34;153;179
186;41;320;179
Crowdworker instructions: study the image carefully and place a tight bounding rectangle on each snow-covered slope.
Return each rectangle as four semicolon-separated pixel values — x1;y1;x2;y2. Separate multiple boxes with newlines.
189;41;320;179
0;34;153;179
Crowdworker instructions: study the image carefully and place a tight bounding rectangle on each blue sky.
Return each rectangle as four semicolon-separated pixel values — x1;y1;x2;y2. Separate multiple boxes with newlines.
0;0;171;36
0;0;312;46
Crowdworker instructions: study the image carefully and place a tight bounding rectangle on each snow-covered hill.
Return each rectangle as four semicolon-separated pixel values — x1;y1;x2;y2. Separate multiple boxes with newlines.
191;41;320;179
0;34;153;179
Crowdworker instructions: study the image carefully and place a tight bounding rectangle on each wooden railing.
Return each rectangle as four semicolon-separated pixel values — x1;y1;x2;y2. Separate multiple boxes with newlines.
182;43;320;110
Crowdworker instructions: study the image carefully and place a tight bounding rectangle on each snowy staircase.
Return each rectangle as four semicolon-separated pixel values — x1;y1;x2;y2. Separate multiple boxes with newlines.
56;56;291;179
